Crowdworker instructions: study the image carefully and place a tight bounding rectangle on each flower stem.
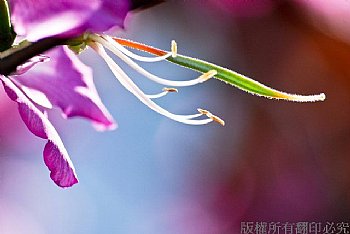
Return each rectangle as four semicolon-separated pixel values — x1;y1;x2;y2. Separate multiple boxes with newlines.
0;0;15;52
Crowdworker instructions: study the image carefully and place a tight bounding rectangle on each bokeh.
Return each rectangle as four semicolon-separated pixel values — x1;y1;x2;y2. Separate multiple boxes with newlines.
1;1;350;233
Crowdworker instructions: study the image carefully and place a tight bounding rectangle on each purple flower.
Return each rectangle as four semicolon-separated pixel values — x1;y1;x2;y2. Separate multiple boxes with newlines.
2;46;117;187
3;0;324;189
13;46;116;131
3;0;219;187
2;0;130;187
9;0;130;41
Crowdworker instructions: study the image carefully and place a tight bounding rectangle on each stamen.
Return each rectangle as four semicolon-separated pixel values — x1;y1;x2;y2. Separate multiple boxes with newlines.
199;70;217;82
146;91;168;99
171;40;177;57
100;35;172;62
163;87;178;93
210;114;225;126
146;87;178;99
197;108;209;115
90;42;213;125
198;108;225;126
91;34;210;87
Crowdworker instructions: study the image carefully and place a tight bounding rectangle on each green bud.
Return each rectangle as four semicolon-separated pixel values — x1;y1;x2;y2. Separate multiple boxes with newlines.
0;0;16;52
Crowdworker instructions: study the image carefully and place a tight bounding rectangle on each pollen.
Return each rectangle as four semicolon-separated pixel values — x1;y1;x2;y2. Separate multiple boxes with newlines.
171;40;177;57
163;87;178;93
197;108;209;115
210;114;225;126
198;108;225;126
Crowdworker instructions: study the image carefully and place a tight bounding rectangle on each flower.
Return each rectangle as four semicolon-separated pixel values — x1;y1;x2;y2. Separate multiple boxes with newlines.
1;0;325;188
1;0;227;188
86;34;224;125
1;45;118;187
4;0;216;188
1;0;130;187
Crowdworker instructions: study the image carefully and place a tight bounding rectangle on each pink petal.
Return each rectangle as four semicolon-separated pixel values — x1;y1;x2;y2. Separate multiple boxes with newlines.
13;46;116;131
9;0;130;41
1;75;78;187
14;55;50;75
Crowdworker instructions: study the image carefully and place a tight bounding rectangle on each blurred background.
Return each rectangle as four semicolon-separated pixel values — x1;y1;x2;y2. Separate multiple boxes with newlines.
1;0;350;233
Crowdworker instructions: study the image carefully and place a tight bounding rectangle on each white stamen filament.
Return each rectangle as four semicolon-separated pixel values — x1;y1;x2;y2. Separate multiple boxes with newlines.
91;34;211;87
146;91;168;99
89;42;213;125
146;88;178;99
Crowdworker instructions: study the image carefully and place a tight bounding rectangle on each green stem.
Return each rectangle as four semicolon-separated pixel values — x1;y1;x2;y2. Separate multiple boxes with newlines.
0;0;15;52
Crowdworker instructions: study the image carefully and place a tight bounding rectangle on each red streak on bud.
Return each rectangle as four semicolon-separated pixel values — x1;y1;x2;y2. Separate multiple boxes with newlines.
113;37;167;56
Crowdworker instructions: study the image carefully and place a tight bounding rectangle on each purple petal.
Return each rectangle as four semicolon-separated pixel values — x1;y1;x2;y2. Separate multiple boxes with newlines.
13;46;116;131
14;55;50;75
17;100;47;138
10;0;130;41
1;75;78;187
44;141;77;187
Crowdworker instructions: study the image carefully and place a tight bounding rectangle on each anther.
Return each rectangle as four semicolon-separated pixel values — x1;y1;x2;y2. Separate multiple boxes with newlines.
171;40;177;57
199;70;217;82
163;87;178;93
209;114;225;126
197;108;225;126
197;108;209;115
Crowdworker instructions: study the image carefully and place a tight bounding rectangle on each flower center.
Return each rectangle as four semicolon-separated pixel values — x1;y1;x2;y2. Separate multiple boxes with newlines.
87;33;223;126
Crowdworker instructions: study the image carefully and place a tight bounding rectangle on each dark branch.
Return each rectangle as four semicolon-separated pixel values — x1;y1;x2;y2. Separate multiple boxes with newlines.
130;0;165;10
0;37;67;76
